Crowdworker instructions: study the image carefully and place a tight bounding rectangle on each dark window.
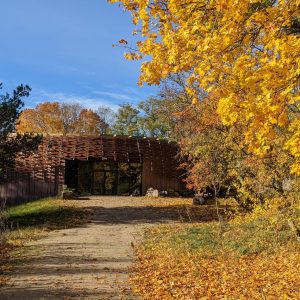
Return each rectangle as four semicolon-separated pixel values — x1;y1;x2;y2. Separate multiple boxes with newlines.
64;160;142;196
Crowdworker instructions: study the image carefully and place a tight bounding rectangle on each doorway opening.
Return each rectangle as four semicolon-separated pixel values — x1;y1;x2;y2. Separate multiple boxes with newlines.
65;160;142;196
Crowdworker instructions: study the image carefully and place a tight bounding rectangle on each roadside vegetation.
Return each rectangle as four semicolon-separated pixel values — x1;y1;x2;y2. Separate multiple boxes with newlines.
0;197;87;285
131;198;300;299
108;1;300;298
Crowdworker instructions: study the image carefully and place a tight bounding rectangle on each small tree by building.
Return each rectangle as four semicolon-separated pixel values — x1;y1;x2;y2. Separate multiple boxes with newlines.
0;83;42;182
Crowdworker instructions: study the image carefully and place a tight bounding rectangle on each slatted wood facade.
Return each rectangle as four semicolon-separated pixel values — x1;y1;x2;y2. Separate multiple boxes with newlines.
0;136;187;205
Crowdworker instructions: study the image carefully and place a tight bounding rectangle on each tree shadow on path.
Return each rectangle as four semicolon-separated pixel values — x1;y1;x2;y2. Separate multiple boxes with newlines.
87;202;227;225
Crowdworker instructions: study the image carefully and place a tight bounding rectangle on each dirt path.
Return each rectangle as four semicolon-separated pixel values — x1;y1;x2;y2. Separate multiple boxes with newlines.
1;196;193;299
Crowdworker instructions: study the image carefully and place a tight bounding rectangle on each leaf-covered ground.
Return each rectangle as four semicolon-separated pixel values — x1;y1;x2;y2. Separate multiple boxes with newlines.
1;196;299;298
131;201;300;299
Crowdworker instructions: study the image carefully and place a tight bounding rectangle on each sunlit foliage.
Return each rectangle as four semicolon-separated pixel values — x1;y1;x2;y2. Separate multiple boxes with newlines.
17;102;108;135
110;0;300;174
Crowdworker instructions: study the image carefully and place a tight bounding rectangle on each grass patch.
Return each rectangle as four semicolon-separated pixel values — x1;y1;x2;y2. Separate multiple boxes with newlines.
0;197;88;285
6;197;86;231
142;221;296;260
142;204;297;257
169;221;294;256
1;197;88;247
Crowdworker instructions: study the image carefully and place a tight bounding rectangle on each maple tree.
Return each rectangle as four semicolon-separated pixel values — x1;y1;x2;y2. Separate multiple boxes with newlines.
131;73;297;208
17;102;63;134
180;93;297;207
110;0;300;175
17;102;108;135
73;108;108;135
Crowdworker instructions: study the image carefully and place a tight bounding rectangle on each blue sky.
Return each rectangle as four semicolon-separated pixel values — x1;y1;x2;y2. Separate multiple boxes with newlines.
0;0;157;110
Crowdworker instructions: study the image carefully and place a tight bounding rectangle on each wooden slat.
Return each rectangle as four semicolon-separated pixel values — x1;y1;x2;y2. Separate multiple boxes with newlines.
0;136;187;203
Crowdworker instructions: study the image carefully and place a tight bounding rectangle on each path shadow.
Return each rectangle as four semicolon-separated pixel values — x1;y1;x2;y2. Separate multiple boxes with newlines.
87;203;226;225
1;200;227;299
7;206;86;230
1;286;132;300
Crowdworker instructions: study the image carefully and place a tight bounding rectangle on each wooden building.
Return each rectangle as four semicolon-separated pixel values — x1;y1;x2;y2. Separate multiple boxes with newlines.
0;136;187;205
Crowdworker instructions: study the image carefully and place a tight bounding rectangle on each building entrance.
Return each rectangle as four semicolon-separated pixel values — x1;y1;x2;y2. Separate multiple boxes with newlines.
65;160;142;196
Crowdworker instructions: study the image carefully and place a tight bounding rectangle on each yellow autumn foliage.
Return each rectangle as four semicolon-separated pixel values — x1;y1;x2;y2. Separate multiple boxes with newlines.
110;0;300;174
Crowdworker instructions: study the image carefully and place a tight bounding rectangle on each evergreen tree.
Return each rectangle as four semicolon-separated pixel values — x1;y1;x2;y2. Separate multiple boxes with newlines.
0;83;41;182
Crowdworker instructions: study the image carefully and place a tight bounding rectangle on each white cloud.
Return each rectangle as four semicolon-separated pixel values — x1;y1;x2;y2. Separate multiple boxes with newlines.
99;84;158;102
29;90;119;111
92;90;134;101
